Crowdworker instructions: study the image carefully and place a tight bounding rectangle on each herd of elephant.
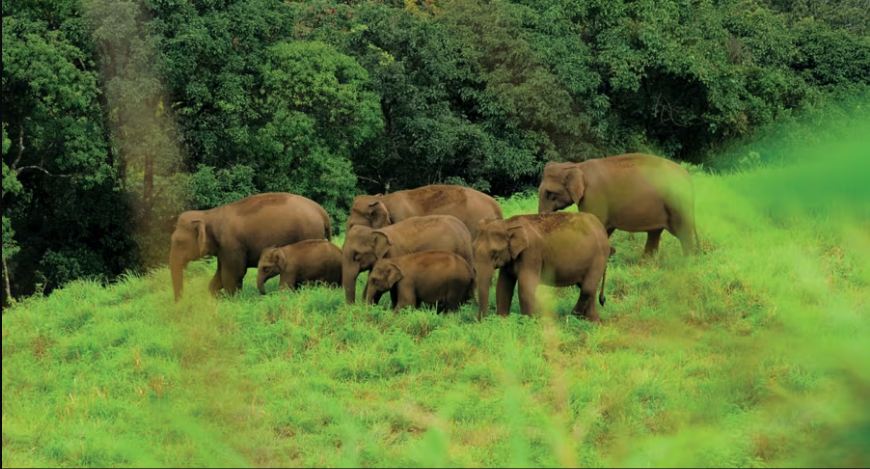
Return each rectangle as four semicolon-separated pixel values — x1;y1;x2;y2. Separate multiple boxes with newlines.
170;153;699;321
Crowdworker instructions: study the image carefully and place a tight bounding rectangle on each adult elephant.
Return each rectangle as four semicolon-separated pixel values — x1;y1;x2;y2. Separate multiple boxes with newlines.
169;193;331;301
538;153;698;255
474;213;612;320
346;184;503;237
342;215;472;304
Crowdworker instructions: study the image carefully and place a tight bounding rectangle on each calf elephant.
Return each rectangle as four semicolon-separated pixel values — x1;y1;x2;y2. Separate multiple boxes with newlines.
169;193;331;301
365;251;475;313
346;184;503;237
257;240;342;294
538;153;697;255
342;215;473;304
474;213;611;321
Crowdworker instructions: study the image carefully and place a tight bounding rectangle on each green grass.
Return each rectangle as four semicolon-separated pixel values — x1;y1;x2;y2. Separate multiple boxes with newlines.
3;117;869;467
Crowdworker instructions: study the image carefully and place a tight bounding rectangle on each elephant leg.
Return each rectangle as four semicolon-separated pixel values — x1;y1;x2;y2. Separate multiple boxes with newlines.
450;284;469;312
389;285;398;309
279;273;296;291
219;252;246;295
575;261;605;321
209;260;223;296
439;289;461;313
644;229;664;256
516;269;540;316
572;289;599;322
495;267;516;316
372;289;385;306
393;284;416;312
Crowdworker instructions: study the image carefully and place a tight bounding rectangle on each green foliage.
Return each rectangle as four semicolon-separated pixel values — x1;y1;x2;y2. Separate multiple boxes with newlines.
2;125;22;261
1;4;135;296
255;40;381;223
186;164;257;210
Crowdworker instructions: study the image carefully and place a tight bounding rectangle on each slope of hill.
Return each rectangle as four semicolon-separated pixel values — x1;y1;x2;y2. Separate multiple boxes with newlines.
3;141;868;466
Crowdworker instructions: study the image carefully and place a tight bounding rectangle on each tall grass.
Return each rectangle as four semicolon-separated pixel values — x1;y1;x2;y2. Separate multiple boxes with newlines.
3;100;868;467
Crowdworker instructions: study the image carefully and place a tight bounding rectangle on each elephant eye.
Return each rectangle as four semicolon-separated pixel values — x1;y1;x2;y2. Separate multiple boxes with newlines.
547;190;557;201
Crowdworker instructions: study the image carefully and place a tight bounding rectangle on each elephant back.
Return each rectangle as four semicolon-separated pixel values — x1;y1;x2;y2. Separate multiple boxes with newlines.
219;193;331;263
380;214;473;262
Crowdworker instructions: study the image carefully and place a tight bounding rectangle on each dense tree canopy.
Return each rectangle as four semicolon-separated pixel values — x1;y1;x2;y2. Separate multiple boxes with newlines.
2;0;868;299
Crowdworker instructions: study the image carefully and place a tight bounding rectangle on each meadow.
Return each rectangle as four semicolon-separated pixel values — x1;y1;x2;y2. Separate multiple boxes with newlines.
3;123;869;467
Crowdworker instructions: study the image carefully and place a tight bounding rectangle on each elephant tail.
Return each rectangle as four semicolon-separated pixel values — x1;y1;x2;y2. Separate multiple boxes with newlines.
599;249;612;306
468;264;478;302
598;264;607;306
323;213;333;240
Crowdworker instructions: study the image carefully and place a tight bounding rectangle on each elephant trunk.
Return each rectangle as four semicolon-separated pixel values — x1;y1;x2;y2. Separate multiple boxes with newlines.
475;264;494;321
538;195;552;214
343;262;360;304
257;270;270;295
170;252;187;302
364;282;377;304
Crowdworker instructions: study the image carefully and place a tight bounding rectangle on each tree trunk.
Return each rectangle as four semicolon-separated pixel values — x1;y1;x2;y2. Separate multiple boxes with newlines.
2;255;12;308
144;153;154;208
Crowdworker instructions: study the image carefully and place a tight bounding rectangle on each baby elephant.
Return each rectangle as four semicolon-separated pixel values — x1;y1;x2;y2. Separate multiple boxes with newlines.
257;240;342;294
364;251;475;313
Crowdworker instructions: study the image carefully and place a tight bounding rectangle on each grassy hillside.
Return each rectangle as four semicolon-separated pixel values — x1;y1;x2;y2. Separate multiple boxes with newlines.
3;134;869;466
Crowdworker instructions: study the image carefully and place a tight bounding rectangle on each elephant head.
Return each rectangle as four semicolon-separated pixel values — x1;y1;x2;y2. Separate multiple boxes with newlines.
472;219;531;318
364;259;403;305
346;195;391;230
538;162;586;213
257;246;286;295
169;211;215;301
342;225;392;303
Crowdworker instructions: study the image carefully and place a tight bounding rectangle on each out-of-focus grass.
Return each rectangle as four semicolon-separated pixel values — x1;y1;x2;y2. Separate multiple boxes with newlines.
2;101;868;467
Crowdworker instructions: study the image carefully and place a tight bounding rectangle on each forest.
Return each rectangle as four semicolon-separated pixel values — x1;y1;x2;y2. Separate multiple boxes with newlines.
3;0;868;301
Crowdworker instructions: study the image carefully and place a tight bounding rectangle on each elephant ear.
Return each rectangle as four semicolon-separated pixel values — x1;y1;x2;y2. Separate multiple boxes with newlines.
507;225;529;259
192;219;209;257
564;166;586;204
476;217;499;235
274;248;288;269
371;231;392;258
368;200;391;226
259;247;275;264
384;262;404;288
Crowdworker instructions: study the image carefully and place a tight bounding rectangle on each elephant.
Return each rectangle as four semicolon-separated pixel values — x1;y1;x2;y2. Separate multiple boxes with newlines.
346;184;503;237
169;192;331;301
256;239;342;294
473;212;611;321
342;214;473;304
538;153;698;255
364;251;475;313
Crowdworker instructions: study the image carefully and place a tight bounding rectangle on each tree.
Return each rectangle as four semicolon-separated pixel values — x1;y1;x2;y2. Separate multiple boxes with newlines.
255;40;382;224
2;9;134;297
86;0;186;268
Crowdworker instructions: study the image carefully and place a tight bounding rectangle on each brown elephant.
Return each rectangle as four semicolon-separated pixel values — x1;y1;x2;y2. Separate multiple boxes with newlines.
346;184;503;237
474;212;611;321
169;193;331;301
256;240;342;294
538;153;697;255
364;251;475;312
342;215;473;304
